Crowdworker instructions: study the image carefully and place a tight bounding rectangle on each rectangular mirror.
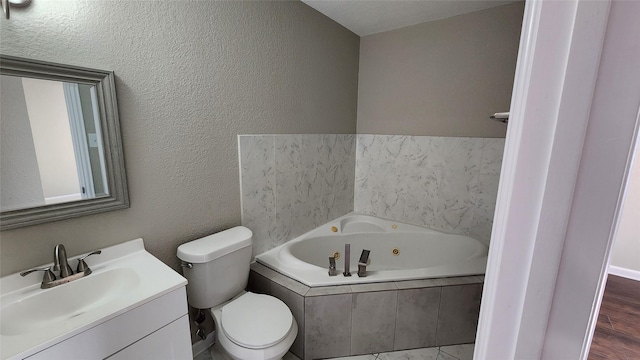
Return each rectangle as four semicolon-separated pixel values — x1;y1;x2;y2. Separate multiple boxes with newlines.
0;55;129;230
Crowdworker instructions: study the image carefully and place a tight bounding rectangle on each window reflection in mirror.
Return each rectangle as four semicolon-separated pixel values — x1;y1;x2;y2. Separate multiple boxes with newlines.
0;75;109;212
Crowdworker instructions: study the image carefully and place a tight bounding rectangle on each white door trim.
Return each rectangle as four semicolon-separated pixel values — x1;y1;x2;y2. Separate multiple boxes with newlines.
476;0;640;359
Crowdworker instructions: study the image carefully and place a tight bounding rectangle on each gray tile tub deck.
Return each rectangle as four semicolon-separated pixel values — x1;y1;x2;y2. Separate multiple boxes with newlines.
248;262;483;359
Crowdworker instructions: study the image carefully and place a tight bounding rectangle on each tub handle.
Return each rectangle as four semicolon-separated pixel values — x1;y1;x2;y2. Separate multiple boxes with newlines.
328;257;338;276
358;249;370;277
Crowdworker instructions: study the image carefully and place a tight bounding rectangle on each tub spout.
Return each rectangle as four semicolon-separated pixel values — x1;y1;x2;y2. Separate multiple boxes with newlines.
328;257;338;276
358;249;370;277
343;244;351;277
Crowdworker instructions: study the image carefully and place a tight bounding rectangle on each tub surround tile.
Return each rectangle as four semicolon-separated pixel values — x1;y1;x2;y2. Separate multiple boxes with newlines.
439;344;475;360
378;347;440;360
249;268;482;359
435;276;483;287
394;278;441;290
479;138;506;175
247;271;271;295
241;133;502;254
240;134;355;258
272;274;310;296
306;285;353;297
239;135;277;257
305;294;353;359
468;206;494;246
250;261;279;280
355;135;504;244
272;282;305;359
394;287;441;350
350;282;398;293
436;285;483;346
351;291;398;355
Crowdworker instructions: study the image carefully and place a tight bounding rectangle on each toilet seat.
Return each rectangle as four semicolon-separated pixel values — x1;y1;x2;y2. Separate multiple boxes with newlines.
221;292;294;349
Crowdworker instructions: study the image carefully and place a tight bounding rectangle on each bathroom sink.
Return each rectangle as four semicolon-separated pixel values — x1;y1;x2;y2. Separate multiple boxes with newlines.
1;268;140;336
0;239;187;360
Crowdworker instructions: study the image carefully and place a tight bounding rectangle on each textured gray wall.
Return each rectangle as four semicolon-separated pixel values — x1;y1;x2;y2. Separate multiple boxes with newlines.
357;2;524;137
0;1;359;276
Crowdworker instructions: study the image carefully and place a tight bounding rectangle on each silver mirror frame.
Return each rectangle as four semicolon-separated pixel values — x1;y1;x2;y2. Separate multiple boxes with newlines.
0;55;129;230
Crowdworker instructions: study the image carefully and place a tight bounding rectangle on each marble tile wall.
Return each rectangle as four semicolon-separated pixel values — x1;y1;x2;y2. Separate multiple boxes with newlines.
354;135;505;244
239;134;356;257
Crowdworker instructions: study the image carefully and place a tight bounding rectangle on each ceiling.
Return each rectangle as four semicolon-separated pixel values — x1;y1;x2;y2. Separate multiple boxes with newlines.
301;0;518;36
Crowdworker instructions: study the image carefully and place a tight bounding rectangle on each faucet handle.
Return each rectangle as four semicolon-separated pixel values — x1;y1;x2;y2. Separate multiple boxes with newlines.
76;250;102;274
357;249;370;278
328;257;338;276
20;267;56;283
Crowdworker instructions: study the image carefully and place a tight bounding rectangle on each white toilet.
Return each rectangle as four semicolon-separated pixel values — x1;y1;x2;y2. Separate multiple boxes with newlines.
177;226;298;360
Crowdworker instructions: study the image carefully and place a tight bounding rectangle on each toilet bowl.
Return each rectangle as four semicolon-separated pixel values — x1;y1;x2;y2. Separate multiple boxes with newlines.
176;226;298;360
210;292;297;360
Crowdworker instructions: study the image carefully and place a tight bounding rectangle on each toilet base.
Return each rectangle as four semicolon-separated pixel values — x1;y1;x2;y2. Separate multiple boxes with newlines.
209;292;298;360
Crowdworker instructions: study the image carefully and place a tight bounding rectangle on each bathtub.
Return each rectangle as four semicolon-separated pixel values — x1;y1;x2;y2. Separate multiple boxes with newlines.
256;213;488;286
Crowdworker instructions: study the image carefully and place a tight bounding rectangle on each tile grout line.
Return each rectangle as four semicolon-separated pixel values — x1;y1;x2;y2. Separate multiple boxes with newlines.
434;286;443;346
391;289;398;355
349;292;354;357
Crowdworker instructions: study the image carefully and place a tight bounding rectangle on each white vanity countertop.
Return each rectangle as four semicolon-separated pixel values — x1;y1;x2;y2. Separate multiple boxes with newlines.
0;239;187;360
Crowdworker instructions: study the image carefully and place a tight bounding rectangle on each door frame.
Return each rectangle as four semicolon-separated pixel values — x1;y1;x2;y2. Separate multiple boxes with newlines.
476;0;640;358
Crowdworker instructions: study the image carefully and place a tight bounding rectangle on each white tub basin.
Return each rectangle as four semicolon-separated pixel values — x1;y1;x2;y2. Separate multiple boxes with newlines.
0;239;187;360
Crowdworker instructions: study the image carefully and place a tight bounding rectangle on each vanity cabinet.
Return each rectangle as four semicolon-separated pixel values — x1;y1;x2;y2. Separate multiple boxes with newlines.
24;288;192;360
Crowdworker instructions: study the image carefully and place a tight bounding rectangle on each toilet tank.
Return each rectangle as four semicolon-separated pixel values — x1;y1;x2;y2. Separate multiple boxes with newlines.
177;226;253;309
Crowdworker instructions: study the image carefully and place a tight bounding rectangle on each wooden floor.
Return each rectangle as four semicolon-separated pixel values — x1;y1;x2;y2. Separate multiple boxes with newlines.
589;275;640;360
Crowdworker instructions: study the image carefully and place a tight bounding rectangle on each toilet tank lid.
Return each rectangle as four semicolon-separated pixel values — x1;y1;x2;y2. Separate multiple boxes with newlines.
177;226;253;263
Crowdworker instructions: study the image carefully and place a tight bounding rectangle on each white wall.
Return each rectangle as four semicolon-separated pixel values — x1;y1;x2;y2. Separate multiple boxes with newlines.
610;144;640;273
21;78;81;200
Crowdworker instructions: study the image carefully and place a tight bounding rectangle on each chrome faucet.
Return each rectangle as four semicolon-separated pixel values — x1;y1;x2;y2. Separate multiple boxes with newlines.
21;244;101;289
54;244;74;278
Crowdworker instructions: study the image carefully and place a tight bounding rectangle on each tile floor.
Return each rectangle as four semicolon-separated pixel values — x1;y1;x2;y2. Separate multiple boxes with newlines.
194;343;474;360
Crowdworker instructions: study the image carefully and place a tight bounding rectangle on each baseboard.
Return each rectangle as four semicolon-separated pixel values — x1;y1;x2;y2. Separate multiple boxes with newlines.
192;331;215;357
609;265;640;281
